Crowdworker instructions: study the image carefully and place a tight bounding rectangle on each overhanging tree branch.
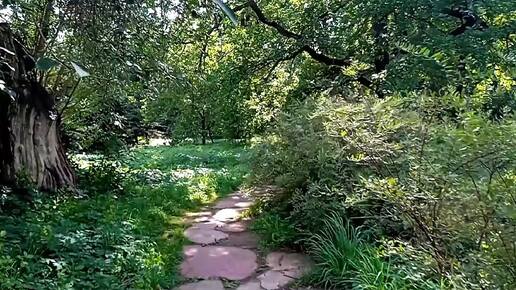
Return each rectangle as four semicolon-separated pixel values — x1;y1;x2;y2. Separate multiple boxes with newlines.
442;7;488;36
245;0;390;97
247;0;302;40
301;45;352;66
263;47;304;81
247;0;351;67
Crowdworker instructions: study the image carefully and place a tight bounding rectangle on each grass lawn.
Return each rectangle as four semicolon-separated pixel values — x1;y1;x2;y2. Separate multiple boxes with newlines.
0;143;249;289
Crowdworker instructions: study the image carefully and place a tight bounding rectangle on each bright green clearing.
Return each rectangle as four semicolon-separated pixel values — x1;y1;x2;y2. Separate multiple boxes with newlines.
0;143;249;289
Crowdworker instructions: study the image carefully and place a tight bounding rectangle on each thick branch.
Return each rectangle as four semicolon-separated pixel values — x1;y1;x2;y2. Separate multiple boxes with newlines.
247;0;301;40
443;7;488;36
246;0;388;97
34;0;55;56
198;15;220;72
233;3;249;13
247;0;351;67
301;45;351;66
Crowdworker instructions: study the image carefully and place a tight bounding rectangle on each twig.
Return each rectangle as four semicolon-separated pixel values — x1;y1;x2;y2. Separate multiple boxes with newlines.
57;78;80;120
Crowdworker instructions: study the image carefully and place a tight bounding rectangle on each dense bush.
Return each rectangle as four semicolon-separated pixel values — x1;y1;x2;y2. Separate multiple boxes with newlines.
76;157;127;196
251;95;515;288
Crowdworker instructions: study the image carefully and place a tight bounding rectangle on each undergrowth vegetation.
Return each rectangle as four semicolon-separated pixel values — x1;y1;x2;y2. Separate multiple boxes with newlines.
307;213;416;290
250;95;515;289
250;212;297;250
0;143;248;289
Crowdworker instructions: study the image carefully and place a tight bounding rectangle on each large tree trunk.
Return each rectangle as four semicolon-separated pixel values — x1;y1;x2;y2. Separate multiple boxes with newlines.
1;24;76;191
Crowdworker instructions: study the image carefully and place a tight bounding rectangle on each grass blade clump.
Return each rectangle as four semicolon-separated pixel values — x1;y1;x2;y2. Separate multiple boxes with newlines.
307;212;411;289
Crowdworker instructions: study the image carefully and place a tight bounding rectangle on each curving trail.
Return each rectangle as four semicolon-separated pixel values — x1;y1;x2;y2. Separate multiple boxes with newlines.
175;187;315;290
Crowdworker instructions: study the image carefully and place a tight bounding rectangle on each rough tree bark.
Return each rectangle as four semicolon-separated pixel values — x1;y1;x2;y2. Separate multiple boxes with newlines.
0;23;76;191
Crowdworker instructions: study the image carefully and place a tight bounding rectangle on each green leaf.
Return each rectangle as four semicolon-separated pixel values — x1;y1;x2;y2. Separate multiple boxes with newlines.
71;61;90;78
213;0;238;25
36;57;59;71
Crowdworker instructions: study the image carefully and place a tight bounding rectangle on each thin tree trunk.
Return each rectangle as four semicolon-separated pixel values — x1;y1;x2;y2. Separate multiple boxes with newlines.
208;126;215;144
0;24;76;191
198;109;208;145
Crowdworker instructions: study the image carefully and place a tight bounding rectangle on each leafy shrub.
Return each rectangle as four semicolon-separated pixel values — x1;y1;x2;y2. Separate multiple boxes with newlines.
358;113;516;288
251;213;298;250
289;183;347;234
251;97;408;191
251;95;516;288
78;157;127;195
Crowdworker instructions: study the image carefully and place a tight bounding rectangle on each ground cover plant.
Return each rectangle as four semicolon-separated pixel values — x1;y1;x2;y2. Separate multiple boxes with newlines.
0;143;249;289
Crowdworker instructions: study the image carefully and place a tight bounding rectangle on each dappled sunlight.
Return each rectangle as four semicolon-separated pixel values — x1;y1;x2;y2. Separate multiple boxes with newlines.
2;0;513;287
212;208;245;222
70;153;106;169
147;138;172;147
175;152;203;161
126;143;249;172
184;211;213;217
134;168;167;185
0;142;249;289
170;167;214;180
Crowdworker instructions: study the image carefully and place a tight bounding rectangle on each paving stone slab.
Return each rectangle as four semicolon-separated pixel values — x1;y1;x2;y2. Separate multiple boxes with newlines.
175;280;224;290
184;227;228;244
266;252;313;275
236;281;263;290
184;211;215;224
213;195;254;209
217;232;259;249
192;216;212;223
191;220;225;230
213;208;246;222
181;246;258;280
217;220;250;233
179;189;310;290
258;270;294;290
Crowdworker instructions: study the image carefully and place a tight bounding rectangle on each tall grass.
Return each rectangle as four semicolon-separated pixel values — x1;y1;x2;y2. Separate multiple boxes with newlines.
307;212;409;289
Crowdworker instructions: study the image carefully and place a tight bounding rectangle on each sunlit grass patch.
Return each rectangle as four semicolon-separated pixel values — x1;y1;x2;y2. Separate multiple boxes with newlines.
0;142;249;289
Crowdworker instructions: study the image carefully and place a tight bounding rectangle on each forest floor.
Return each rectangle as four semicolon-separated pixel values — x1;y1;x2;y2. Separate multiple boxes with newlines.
0;143;249;289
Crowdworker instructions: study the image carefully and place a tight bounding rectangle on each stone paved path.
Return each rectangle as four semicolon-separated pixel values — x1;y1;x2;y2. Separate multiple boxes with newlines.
176;188;314;290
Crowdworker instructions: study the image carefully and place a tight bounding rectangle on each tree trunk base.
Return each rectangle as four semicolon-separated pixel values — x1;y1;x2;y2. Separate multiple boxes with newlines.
1;23;76;191
8;103;76;190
